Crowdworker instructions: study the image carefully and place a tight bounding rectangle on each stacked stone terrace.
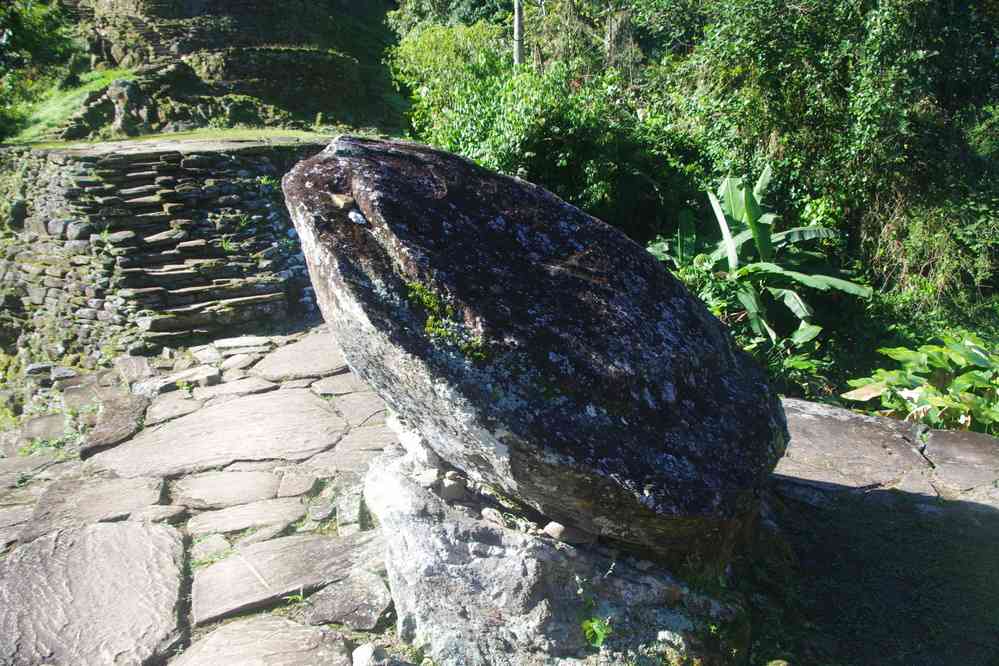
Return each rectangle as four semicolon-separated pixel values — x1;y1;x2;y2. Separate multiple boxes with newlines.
0;137;325;362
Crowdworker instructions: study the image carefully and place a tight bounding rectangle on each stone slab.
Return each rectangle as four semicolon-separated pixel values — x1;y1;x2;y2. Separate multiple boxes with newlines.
192;534;231;564
88;391;347;478
301;569;391;630
191;532;382;625
278;470;319;497
20;414;68;442
187;497;306;537
303;424;396;475
62;383;129;411
213;335;274;350
331;392;387;427
130;504;188;524
192;376;278;402
0;454;56;490
80;394;150;458
311;372;370;397
133;365;221;397
145;392;204;426
173;615;351;666
115;355;155;384
0;523;183;665
252;333;348;382
173;470;280;509
774;398;930;495
18;476;164;543
924;429;999;492
219;353;261;371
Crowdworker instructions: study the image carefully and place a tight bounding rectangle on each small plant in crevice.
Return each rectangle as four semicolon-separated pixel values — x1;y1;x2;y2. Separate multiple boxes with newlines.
575;565;615;650
219;236;239;254
175;380;194;398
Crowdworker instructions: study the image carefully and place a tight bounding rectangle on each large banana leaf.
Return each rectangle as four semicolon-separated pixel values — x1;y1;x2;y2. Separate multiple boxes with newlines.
739;262;873;298
709;229;753;265
743;186;773;261
708;191;739;272
754;164;773;204
767;287;814;319
772;225;837;247
736;285;776;341
719;176;746;223
791;321;823;345
708;224;828;266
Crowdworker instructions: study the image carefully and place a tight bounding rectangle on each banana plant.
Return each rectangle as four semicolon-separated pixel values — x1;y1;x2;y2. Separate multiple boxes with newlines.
705;167;872;346
646;209;700;268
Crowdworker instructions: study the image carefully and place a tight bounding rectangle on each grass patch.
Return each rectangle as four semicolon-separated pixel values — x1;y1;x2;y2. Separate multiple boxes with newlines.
12;68;137;144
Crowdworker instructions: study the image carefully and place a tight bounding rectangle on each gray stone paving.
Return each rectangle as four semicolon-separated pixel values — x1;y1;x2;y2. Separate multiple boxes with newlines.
1;324;996;665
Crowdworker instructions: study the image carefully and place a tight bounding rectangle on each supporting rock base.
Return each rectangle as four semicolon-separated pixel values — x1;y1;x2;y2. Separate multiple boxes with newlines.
365;446;749;666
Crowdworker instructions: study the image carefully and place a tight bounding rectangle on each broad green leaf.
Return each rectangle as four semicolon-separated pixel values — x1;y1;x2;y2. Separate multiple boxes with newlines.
879;347;930;370
709;229;753;265
736;286;776;342
946;341;993;369
744;186;774;261
708;191;739;272
677;209;697;265
739;263;872;297
772;226;838;246
754;164;773;203
951;370;994;392
791;321;823;345
842;382;888;401
720;176;746;223
768;287;814;319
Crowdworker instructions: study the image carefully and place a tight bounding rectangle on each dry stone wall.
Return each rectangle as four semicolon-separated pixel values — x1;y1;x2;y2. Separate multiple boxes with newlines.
0;138;325;364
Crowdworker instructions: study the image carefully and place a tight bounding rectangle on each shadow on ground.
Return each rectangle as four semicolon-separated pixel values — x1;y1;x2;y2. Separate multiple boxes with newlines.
750;483;999;666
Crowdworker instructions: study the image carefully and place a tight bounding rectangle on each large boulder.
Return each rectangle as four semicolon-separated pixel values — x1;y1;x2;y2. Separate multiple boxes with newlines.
284;136;787;567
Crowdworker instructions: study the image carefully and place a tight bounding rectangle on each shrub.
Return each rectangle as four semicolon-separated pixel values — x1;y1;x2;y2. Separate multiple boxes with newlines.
649;0;999;308
0;0;75;139
391;22;699;241
843;333;999;435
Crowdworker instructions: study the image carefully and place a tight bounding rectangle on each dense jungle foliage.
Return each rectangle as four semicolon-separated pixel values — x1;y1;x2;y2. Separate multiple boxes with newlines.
388;0;999;426
2;0;998;429
0;0;75;138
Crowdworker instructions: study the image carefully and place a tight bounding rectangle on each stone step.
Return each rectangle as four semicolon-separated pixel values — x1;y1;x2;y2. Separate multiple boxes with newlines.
138;292;287;332
119;262;252;289
164;278;286;307
116;248;258;269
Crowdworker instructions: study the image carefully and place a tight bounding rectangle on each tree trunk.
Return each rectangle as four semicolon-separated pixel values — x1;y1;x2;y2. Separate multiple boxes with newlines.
513;0;524;66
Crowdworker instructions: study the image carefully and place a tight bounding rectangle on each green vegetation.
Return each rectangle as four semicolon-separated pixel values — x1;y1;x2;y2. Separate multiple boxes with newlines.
11;67;136;143
219;236;240;254
843;332;999;434
581;615;612;649
406;281;490;361
0;0;75;137
389;0;999;408
574;571;615;649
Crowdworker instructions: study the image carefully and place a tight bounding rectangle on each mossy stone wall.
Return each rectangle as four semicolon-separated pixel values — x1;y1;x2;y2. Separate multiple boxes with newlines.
0;140;325;365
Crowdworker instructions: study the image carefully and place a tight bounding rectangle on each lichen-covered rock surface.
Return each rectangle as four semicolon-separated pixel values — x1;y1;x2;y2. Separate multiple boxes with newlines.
283;136;788;566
